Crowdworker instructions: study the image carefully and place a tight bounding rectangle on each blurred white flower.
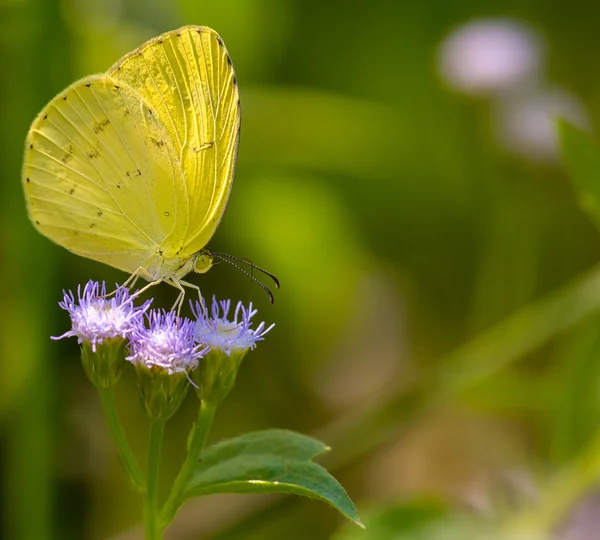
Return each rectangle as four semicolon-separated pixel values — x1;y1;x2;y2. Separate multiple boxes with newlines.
438;19;543;95
494;87;589;162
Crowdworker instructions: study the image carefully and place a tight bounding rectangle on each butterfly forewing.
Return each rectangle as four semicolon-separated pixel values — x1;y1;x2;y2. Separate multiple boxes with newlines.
23;74;188;274
108;26;240;257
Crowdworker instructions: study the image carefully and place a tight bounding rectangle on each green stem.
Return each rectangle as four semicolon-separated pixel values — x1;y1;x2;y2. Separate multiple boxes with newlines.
98;387;145;492
159;400;217;527
507;427;600;535
145;419;165;540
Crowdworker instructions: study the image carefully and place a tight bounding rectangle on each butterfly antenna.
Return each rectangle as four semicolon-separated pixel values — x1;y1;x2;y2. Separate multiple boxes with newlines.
208;252;280;289
210;253;276;303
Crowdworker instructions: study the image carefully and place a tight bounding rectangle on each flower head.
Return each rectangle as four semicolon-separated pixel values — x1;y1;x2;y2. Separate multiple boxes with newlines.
126;310;207;374
191;297;274;405
127;310;208;420
54;280;150;351
192;297;274;355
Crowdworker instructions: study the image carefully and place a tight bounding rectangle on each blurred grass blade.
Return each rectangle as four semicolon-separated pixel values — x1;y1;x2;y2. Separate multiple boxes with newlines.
559;121;600;229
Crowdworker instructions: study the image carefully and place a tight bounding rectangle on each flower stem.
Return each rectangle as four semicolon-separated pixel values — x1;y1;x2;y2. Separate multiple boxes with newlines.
145;419;165;540
98;387;145;492
159;400;217;527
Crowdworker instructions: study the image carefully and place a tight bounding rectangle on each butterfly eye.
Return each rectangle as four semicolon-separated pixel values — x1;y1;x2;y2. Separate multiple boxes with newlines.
193;252;214;274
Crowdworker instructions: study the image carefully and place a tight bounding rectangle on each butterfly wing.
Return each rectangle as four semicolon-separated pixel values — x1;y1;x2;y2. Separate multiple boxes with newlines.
107;25;240;258
22;74;187;274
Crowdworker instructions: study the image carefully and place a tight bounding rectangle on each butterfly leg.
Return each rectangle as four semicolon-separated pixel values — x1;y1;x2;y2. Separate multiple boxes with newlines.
167;278;187;317
166;278;210;321
178;279;203;302
121;273;140;291
178;279;209;319
128;278;163;301
103;271;143;299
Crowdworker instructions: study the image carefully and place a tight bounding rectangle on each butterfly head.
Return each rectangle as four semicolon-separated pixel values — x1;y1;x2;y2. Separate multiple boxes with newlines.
193;251;214;274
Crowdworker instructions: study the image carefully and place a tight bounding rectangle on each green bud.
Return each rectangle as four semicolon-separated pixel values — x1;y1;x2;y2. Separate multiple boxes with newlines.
134;365;190;421
192;348;248;405
81;338;127;389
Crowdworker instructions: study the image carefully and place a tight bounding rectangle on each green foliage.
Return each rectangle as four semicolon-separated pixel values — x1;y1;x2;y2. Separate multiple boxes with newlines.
184;429;362;526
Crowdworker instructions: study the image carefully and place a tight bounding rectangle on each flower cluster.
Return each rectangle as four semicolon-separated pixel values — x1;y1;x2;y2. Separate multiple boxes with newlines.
55;280;274;413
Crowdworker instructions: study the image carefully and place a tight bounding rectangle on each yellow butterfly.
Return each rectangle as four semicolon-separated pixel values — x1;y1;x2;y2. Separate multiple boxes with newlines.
22;26;256;305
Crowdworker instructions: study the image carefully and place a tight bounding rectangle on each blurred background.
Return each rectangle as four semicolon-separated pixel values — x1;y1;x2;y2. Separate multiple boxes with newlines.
3;0;600;538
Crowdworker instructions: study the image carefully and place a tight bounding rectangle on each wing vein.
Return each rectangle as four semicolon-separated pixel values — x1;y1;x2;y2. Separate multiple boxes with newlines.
114;86;162;235
139;50;184;149
197;33;219;225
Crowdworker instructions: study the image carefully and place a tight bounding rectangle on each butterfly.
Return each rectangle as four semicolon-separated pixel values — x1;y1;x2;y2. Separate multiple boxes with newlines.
22;26;275;307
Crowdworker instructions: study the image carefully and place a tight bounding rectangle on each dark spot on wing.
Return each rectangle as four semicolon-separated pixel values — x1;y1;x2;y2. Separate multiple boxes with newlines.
233;76;237;86
35;220;40;225
85;83;91;87
158;250;163;256
29;144;33;149
226;55;232;66
61;145;75;164
123;109;131;119
125;169;142;178
43;114;47;120
150;136;165;148
164;211;170;217
148;109;153;115
97;210;103;217
116;184;121;189
93;118;110;134
87;148;100;159
62;96;67;101
114;84;119;90
89;223;96;229
26;178;30;183
67;187;75;195
216;36;224;46
158;39;163;44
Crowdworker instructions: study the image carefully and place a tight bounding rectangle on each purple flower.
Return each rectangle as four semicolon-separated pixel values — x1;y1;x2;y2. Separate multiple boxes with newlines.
54;281;150;352
126;310;207;374
191;297;274;355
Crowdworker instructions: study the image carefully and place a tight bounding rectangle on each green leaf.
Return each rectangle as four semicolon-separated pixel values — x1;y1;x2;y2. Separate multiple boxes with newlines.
559;121;600;230
183;429;362;526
